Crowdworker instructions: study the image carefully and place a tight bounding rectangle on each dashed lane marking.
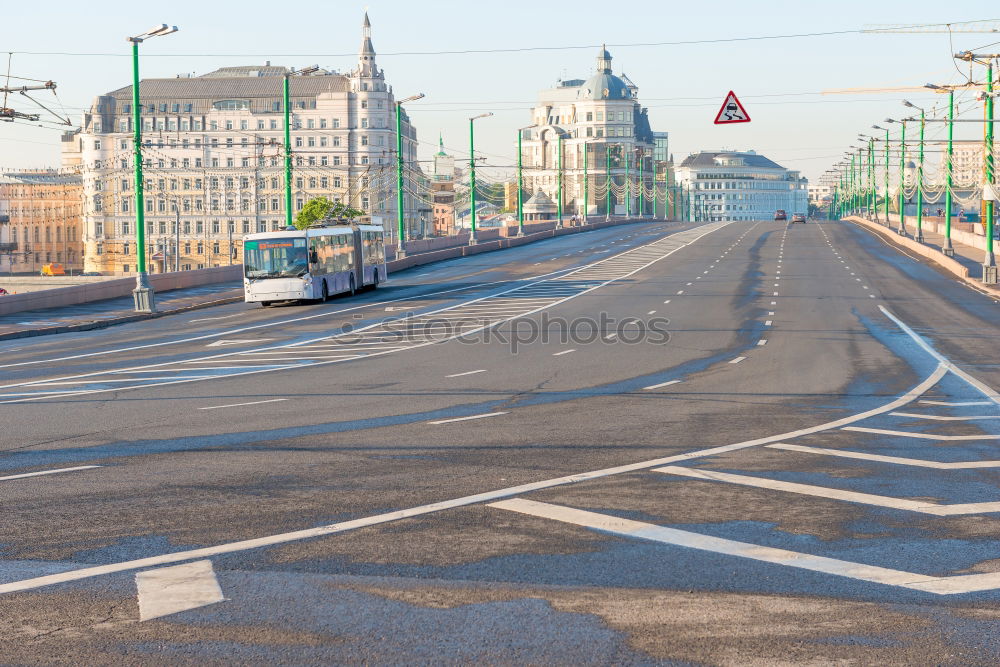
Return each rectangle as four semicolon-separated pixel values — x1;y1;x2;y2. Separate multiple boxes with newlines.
199;398;288;411
428;412;508;425
644;380;682;390
0;465;102;482
446;369;488;378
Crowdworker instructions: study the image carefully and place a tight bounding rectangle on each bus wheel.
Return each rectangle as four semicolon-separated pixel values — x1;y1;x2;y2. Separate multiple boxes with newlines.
321;282;329;302
371;271;379;290
260;301;272;308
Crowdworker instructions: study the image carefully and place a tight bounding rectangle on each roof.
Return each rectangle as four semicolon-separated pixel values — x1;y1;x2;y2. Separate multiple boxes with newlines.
523;190;557;213
678;151;786;170
577;72;632;101
103;71;349;103
0;172;81;186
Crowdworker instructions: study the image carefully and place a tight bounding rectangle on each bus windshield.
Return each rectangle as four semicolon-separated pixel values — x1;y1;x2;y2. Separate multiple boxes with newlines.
244;237;309;279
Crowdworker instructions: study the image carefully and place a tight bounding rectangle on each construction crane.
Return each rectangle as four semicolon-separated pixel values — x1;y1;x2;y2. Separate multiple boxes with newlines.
862;20;1000;34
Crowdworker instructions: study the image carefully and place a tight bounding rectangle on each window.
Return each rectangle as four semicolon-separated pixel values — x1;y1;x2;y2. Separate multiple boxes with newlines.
93;139;101;150
295;137;303;147
308;137;316;147
361;118;369;128
212;220;220;234
333;118;340;128
309;177;317;188
123;242;130;255
213;100;250;111
320;118;327;129
333;136;341;147
307;119;315;129
270;119;278;129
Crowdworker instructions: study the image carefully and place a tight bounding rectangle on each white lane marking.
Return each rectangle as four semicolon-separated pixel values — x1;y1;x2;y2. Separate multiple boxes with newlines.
189;314;241;323
0;255;597;371
729;357;746;364
604;332;618;340
553;349;577;356
428;411;508;425
686;282;693;286
206;338;271;348
869;294;876;298
446;369;488;378
0;224;731;404
889;411;1000;421
764;320;772;326
768;443;1000;469
677;290;684;295
198;398;288;411
770;301;776;305
644;380;681;390
773;292;779;296
136;560;225;622
0;465;102;482
0;361;954;596
647;310;657;315
920;400;994;407
488;498;1000;595
768;311;775;315
654;465;1000;516
843;426;1000;441
663;300;671;304
757;340;768;346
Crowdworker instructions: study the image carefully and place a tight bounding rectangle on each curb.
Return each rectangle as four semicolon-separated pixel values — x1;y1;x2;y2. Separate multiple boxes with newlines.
844;216;1000;298
0;218;675;342
0;294;245;342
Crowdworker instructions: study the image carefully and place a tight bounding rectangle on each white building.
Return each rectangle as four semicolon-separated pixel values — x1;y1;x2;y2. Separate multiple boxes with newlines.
70;13;422;275
675;151;808;222
520;46;669;218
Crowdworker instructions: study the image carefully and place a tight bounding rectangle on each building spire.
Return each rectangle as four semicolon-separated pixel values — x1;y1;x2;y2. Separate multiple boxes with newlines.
358;12;377;77
438;132;445;155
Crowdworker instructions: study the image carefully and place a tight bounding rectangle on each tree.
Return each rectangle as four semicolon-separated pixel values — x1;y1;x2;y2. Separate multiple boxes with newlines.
293;196;366;229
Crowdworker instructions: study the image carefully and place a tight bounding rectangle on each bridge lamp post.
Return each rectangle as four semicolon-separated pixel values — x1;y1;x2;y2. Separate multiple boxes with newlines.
127;23;178;313
468;112;493;245
393;93;425;258
902;100;927;242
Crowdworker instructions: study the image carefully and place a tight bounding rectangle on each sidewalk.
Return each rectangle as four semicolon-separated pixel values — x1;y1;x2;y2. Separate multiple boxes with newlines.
846;216;1000;296
0;282;245;341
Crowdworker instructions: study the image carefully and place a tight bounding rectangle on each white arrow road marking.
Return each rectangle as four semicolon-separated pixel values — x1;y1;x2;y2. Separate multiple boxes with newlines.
488;499;1000;595
136;560;224;621
206;338;271;347
654;465;1000;515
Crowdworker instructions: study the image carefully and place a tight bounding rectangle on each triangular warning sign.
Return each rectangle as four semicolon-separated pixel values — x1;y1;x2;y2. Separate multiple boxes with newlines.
714;91;751;124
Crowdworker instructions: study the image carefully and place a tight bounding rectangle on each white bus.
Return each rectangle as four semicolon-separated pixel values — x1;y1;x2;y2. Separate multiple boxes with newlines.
243;223;386;306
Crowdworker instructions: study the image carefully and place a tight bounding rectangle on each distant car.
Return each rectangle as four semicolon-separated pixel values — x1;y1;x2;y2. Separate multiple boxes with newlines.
0;287;8;296
81;271;102;276
774;210;787;221
791;213;806;223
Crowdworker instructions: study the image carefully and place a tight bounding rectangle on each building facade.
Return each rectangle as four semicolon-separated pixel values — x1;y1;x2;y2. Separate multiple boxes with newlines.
0;171;84;274
69;14;423;275
520;47;671;219
430;135;456;236
675;151;808;222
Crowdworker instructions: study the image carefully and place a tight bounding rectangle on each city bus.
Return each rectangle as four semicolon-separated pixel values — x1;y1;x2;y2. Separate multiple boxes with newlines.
242;222;386;306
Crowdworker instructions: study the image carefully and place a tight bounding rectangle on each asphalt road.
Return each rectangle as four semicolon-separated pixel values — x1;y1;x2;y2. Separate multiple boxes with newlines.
3;218;1000;665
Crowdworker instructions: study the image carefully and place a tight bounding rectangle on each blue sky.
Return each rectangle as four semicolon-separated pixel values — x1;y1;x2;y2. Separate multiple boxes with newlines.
2;0;996;180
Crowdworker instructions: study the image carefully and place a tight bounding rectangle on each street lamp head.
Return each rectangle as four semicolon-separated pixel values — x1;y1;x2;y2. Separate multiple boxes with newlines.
469;112;493;121
296;65;320;75
884;118;897;123
872;125;884;130
151;25;179;36
902;100;916;108
398;93;425;105
924;83;942;90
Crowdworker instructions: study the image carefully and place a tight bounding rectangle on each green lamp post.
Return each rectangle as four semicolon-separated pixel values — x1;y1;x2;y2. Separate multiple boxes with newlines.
467;112;493;245
392;93;424;258
126;23;178;314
